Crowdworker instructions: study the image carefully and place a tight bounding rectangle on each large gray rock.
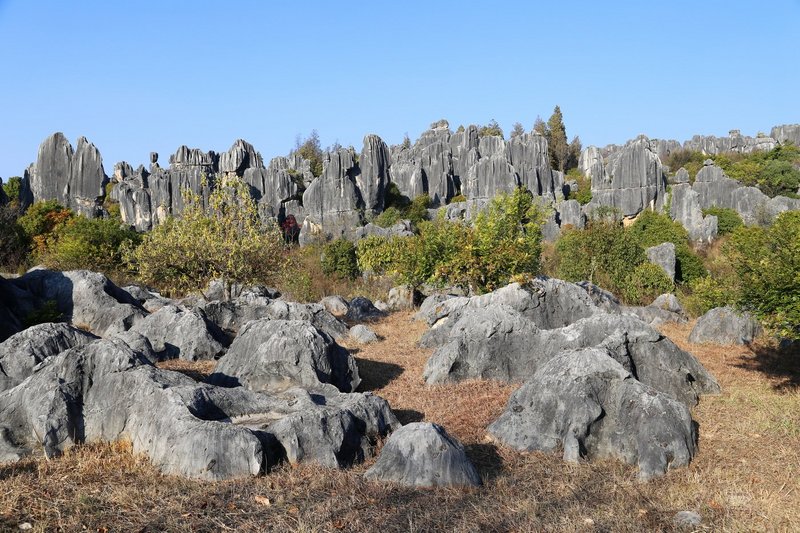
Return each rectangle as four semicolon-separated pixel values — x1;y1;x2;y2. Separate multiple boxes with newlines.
349;324;379;344
688;307;761;345
387;285;420;311
218;139;263;176
300;149;362;243
27;133;108;218
508;132;555;197
320;295;349;318
591;136;666;217
770;124;800;146
365;422;481;487
10;269;147;337
346;296;386;322
207;319;360;393
128;305;225;361
420;285;719;407
0;323;97;391
487;348;697;480
357;134;391;214
670;183;718;242
645;242;676;281
0;337;397;479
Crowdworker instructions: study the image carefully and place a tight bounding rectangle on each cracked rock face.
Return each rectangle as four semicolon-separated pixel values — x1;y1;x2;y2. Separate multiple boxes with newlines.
488;348;698;481
0;335;397;480
365;422;481;487
207;319;360;394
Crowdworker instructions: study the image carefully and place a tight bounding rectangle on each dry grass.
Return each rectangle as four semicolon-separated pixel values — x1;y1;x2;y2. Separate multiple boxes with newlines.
2;314;798;532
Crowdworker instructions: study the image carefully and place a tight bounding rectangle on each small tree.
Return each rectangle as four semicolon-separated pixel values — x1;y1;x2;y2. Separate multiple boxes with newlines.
478;119;504;138
510;122;525;138
295;130;324;177
547;105;569;172
128;176;285;296
42;216;141;274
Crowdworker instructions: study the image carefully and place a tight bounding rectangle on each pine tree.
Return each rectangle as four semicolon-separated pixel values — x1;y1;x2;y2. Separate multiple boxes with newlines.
510;122;525;138
547;106;568;173
533;116;548;137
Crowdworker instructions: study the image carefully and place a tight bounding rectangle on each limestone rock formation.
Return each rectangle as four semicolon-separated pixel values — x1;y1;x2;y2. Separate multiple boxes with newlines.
128;305;226;361
487;348;698;480
670;184;718;242
208;319;360;393
357;134;391;215
646;242;676;281
365;422;481;487
688;307;761;345
300;149;362;243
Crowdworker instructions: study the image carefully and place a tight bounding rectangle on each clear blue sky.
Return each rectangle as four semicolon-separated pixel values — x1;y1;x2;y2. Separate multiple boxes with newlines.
1;0;798;178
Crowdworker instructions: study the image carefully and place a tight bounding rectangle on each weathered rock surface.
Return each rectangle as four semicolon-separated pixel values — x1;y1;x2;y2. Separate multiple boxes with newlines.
646;242;676;281
357;135;391;215
387;285;420;311
0;337;397;479
10;269;146;338
346;297;386;322
349;324;379;344
670;183;718;242
128;305;225;361
688;306;761;345
487;348;697;480
207;319;360;393
300;149;362;243
320;296;349;317
365;422;481;487
0;323;97;391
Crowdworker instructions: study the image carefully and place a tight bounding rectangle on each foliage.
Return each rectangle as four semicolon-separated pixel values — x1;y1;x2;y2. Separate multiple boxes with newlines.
17;200;74;259
566;136;582;172
565;168;592;205
0;204;27;270
372;206;402;228
2;176;22;205
478;119;504;139
681;275;736;318
128;177;285;296
23;300;63;328
555;220;645;299
547;106;568;172
357;188;547;293
321;238;360;280
40;216;141;273
406;194;431;227
619;262;675;305
295;130;324;177
628;210;706;283
510;122;525;138
702;206;743;235
725;211;800;339
401;133;411;150
449;194;467;204
717;144;800;198
663;149;707;180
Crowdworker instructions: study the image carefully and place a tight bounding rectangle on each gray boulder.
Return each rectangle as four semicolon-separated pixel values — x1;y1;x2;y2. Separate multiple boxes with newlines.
671;167;690;184
10;269;146;337
387;285;420;311
320;295;349;318
349;324;379;344
0;323;97;391
487;348;697;480
128;305;225;361
651;293;684;315
670;183;718;243
262;300;348;340
354;220;414;240
365;422;481;487
0;336;397;479
645;242;676;281
207;319;360;393
346;296;386;322
688;306;761;345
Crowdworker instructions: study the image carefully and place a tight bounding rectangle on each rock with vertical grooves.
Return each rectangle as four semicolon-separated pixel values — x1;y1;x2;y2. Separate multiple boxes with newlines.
358;134;391;215
365;422;481;487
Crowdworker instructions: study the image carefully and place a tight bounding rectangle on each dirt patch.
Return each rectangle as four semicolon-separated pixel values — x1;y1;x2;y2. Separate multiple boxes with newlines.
2;314;798;531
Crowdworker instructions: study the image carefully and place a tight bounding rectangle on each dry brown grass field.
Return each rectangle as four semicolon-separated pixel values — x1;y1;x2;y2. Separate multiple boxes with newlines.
1;313;798;532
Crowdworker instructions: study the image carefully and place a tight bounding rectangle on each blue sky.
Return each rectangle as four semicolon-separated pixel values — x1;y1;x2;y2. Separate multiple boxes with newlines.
1;0;798;178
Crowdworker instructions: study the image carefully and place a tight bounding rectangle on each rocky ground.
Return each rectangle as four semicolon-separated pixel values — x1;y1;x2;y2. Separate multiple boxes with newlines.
1;313;797;532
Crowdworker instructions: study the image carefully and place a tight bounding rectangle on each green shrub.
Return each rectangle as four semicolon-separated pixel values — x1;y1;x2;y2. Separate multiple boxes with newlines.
725;211;800;339
0;204;27;270
555;220;645;298
478;119;504;138
373;207;402;228
620;262;675;305
128;177;286;296
17;200;74;259
356;235;400;274
449;194;467;204
406;194;431;227
662;150;707;181
716;144;800;198
628;210;706;283
681;275;736;318
565;168;592;205
41;216;141;273
2;177;22;205
702;207;743;235
674;246;707;283
321;238;360;280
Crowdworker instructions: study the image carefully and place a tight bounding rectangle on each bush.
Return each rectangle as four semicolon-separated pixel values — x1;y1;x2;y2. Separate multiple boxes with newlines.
373;207;402;228
555;220;645;298
17;200;74;259
716;144;800;198
681;275;736;318
702;207;743;236
0;204;27;270
628;210;706;283
620;262;675;305
449;194;466;204
41;216;141;274
406;194;431;227
321;238;360;280
725;211;800;339
128;177;286;296
357;188;547;293
2;177;22;206
565;168;592;205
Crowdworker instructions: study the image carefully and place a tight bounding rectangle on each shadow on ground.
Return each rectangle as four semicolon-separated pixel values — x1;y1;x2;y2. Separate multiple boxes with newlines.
355;358;404;391
737;341;800;391
465;442;504;481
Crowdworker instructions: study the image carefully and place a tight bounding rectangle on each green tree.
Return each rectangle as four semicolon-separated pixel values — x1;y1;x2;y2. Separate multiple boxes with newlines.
478;119;504;138
510;122;525;138
42;216;141;274
726;211;800;339
2;177;22;206
17;200;74;260
547;106;569;172
295;130;324;177
0;204;27;270
533;116;547;137
128;176;286;297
